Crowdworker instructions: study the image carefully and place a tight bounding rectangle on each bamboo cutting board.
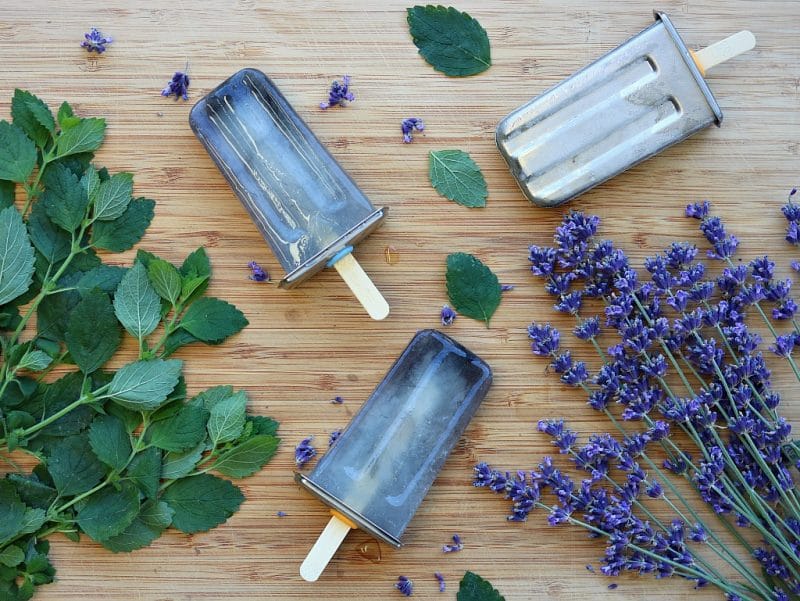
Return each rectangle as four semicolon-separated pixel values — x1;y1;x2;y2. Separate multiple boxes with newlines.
1;1;799;599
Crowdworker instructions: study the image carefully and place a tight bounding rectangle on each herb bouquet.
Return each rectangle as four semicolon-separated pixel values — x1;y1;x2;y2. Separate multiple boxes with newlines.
475;200;800;600
0;90;280;600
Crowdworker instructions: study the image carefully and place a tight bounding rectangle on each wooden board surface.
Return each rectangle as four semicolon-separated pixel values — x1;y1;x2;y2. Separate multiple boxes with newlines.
1;0;799;599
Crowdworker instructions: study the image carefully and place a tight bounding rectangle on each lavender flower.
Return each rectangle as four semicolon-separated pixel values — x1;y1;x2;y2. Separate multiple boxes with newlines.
161;71;190;101
501;284;515;291
434;572;445;592
440;304;456;326
528;323;560;355
294;436;316;468
395;575;413;596
328;429;341;447
442;534;463;553
331;395;344;404
81;27;112;53
320;75;354;109
401;117;424;143
248;260;269;282
277;511;287;517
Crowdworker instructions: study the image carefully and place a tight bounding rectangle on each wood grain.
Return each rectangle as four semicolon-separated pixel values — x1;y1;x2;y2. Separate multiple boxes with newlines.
1;1;798;599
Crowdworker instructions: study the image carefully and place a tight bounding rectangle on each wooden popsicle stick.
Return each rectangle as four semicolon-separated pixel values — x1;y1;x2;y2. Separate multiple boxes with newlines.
300;514;352;582
332;253;390;320
691;30;756;76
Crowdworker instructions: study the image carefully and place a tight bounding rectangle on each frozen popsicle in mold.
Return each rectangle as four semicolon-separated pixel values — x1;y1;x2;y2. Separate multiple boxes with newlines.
296;329;492;582
496;12;756;208
189;68;389;319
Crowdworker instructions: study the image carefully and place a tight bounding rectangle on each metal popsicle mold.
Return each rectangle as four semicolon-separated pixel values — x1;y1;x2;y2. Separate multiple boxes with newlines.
496;12;723;208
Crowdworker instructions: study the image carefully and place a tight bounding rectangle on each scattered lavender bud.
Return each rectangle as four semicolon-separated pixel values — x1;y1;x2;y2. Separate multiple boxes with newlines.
608;583;618;590
320;75;354;109
277;511;287;517
401;117;424;143
328;429;342;447
331;395;344;404
501;284;515;291
395;575;413;596
248;260;269;282
294;436;317;468
440;304;456;326
434;572;445;592
586;565;595;573
442;533;463;553
792;260;800;272
81;27;112;54
161;70;190;101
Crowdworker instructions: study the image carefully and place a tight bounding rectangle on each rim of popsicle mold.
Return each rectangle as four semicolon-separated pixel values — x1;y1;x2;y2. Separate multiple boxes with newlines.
654;11;723;126
279;206;388;289
295;472;403;548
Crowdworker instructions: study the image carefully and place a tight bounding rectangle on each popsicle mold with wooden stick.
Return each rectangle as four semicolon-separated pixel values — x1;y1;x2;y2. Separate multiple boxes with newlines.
496;12;757;208
189;68;389;320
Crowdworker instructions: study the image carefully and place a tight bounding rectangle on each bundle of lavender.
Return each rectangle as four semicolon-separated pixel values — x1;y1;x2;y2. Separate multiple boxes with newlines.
475;198;800;600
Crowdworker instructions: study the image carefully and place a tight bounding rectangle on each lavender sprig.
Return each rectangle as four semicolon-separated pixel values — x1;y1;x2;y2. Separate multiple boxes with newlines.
81;27;112;53
320;75;354;109
161;71;190;101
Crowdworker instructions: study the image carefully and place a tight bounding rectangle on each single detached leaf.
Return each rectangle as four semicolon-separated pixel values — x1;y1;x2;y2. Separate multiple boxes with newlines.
212;434;280;478
429;150;488;207
11;89;55;147
91;197;155;252
0;121;37;183
76;481;140;542
76;265;127;296
407;5;491;76
46;436;107;496
179;297;248;343
40;163;89;232
446;252;501;324
108;359;183;411
207;390;247;445
100;500;174;553
163;473;244;534
88;414;132;471
149;404;209;452
93;171;133;221
55;116;106;158
113;262;161;341
0;206;35;306
147;258;181;305
28;201;71;263
65;290;122;373
161;442;205;480
457;571;506;601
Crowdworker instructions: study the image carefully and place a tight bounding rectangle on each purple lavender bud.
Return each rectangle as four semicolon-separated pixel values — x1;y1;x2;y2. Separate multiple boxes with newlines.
646;479;663;498
395;575;413;596
320;75;355;110
442;534;463;553
786;221;800;245
689;523;708;542
81;27;113;54
277;510;287;517
529;245;558;277
554;291;583;315
434;572;445;592
608;583;619;590
294;436;317;468
528;323;560;355
550;351;572;373
770;334;795;357
248;260;269;282
328;429;342;447
401;117;424;143
573;316;600;340
331;395;344;404
685;200;710;219
161;71;190;101
501;284;515;291
440;304;456;326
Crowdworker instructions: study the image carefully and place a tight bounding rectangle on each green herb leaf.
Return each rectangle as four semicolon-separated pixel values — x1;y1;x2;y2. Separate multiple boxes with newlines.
82;165;101;202
76;481;140;542
75;265;127;296
212;434;280;478
11;89;55;148
6;473;57;510
457;571;506;601
88;414;132;471
407;5;491;76
247;415;280;436
190;385;233;409
108;359;183;411
149;404;209;452
0;545;24;568
147;258;181;305
40;163;89;232
446;252;501;324
113;262;161;341
179;297;248;343
46;436;107;496
429;150;488;207
16;350;52;372
123;447;161;498
161;443;205;480
28;202;71;263
55;117;106;158
0;121;37;183
0;179;14;209
19;507;47;536
100;500;174;553
93;172;133;221
0;206;35;305
0;482;26;545
65;290;122;373
207;390;247;445
90;197;155;252
179;247;210;303
57;100;74;127
163;473;244;534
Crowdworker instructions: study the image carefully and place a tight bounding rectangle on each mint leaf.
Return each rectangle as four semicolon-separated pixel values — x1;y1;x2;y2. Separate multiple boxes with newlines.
149;405;209;452
429;150;487;207
100;500;174;553
46;436;107;496
6;473;57;510
11;89;55;147
91;197;155;252
248;415;280;436
93;172;133;221
0;121;36;183
113;262;161;341
190;385;234;409
19;507;47;536
0;545;24;568
65;290;122;373
457;571;505;601
57;100;75;127
108;359;183;411
446;252;501;324
212;434;280;478
40;163;89;232
76;481;140;542
161;443;205;480
28;202;71;263
88;415;132;471
407;5;491;76
147;258;181;305
55;117;106;158
207;390;247;444
163;474;244;534
162;329;200;357
124;447;161;498
0;482;26;544
0;179;14;209
179;247;210;303
76;265;127;296
82;165;101;202
16;350;52;372
0;206;35;306
179;297;248;343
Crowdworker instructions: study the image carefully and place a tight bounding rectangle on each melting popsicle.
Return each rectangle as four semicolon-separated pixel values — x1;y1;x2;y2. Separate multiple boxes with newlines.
189;68;389;319
496;12;756;207
296;329;492;581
